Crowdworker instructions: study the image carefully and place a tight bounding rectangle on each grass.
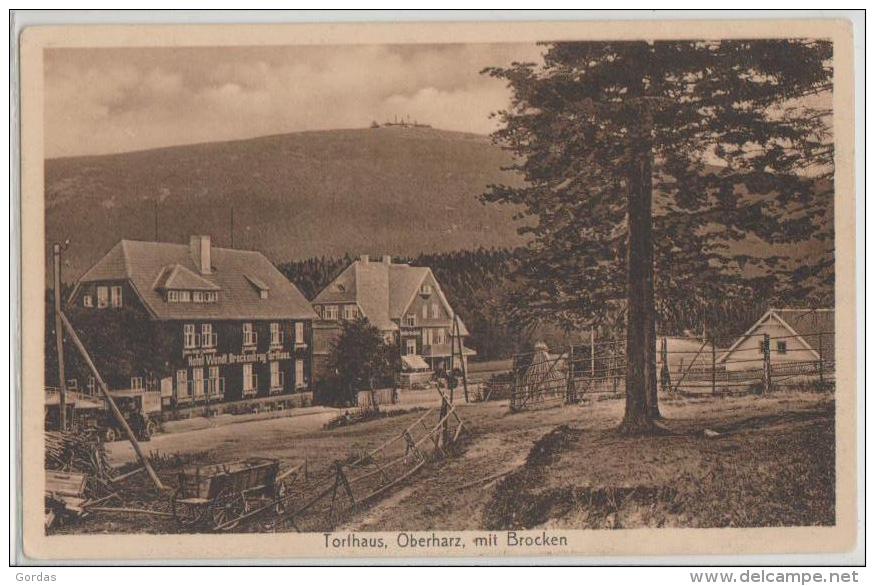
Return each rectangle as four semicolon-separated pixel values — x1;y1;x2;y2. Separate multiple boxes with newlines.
53;390;835;534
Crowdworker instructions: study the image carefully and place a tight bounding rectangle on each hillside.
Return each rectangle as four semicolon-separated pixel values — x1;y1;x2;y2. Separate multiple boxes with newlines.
45;127;526;280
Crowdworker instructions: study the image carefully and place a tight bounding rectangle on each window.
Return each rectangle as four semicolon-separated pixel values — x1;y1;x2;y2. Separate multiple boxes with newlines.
97;286;109;308
192;368;204;396
431;303;439;319
405;339;417;356
259;289;269;300
435;328;446;345
87;376;96;395
201;324;216;348
243;323;256;346
777;341;788;354
111;286;122;308
167;290;179;303
270;322;282;345
404;314;416;327
295;322;305;345
204;291;218;303
422;304;429;319
270;362;282;390
324;305;338;320
422;329;433;346
82;294;93;307
130;376;144;390
176;370;188;398
421;283;432;295
183;324;197;349
179;290;191;303
295;359;306;388
208;366;221;396
193;291;204;303
343;305;357;320
243;363;256;393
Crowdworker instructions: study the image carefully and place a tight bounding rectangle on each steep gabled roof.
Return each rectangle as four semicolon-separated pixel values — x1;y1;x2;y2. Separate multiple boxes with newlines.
312;258;469;334
718;308;834;363
73;239;317;321
772;309;835;363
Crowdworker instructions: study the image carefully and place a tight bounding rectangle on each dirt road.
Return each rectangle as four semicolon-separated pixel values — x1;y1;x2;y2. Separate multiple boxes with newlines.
63;391;834;534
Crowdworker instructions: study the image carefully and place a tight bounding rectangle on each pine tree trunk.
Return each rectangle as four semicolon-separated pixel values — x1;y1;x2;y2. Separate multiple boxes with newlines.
643;152;661;421
620;129;658;434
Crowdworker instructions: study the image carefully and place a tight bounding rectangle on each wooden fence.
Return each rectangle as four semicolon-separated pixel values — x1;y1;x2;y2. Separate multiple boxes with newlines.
508;331;835;411
261;387;465;532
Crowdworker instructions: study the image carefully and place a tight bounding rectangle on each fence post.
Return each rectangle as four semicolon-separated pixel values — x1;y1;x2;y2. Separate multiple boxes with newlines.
611;335;619;394
711;333;717;396
590;328;595;379
818;332;825;384
566;344;575;404
762;333;771;394
659;337;670;394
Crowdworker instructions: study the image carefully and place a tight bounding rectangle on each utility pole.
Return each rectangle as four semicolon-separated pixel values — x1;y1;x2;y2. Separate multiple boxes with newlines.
53;243;68;431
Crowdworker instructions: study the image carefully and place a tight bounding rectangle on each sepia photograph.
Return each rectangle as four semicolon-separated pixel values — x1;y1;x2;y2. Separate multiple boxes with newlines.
14;16;859;563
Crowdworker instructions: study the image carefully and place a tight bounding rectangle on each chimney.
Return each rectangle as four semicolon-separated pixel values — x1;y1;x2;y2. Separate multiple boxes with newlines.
190;235;212;274
360;255;369;264
382;255;392;265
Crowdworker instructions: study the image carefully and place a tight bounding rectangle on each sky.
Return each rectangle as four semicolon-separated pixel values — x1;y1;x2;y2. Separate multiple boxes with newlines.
44;43;545;158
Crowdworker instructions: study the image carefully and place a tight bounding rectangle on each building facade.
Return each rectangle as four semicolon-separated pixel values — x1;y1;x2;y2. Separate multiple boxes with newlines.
311;255;475;382
717;308;835;372
67;236;318;407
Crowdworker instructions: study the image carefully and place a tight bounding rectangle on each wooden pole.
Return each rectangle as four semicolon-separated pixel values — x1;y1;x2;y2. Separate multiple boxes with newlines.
590;327;595;378
566;344;575;404
52;243;68;431
818;332;824;384
453;314;470;403
659;337;671;394
711;332;717;395
762;333;771;394
59;312;166;491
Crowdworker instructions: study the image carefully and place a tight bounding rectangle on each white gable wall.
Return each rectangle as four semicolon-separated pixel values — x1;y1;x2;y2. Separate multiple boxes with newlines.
721;314;819;372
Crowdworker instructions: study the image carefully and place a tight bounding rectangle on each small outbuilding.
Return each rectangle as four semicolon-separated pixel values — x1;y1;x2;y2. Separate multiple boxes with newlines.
717;308;834;372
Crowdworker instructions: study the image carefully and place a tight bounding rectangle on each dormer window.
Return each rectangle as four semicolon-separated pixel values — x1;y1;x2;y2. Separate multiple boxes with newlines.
245;274;270;300
404;314;416;327
420;283;432;295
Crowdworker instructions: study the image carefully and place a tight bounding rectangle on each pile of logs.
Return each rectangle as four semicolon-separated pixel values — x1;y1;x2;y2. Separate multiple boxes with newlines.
45;431;113;481
45;431;119;529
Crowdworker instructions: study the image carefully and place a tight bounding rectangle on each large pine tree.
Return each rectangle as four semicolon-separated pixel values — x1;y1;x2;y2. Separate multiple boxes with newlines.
482;40;834;433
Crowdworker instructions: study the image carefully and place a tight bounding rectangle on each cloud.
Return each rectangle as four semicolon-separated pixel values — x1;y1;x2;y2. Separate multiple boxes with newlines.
44;43;544;157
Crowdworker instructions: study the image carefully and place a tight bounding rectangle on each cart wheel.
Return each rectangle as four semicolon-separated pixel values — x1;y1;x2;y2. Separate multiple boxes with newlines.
103;427;119;443
171;489;207;528
209;488;246;531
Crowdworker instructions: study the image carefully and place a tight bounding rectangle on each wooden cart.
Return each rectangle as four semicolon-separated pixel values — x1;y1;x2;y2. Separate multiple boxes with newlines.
171;457;293;531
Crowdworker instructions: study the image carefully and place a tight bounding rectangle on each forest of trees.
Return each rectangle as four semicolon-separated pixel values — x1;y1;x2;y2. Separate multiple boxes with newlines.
277;247;814;362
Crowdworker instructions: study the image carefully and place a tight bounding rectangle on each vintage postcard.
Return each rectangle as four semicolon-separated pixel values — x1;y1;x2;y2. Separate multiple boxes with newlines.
17;17;859;562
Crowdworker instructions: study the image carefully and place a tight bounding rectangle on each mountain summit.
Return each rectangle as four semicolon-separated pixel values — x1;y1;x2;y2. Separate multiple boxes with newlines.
46;126;525;281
